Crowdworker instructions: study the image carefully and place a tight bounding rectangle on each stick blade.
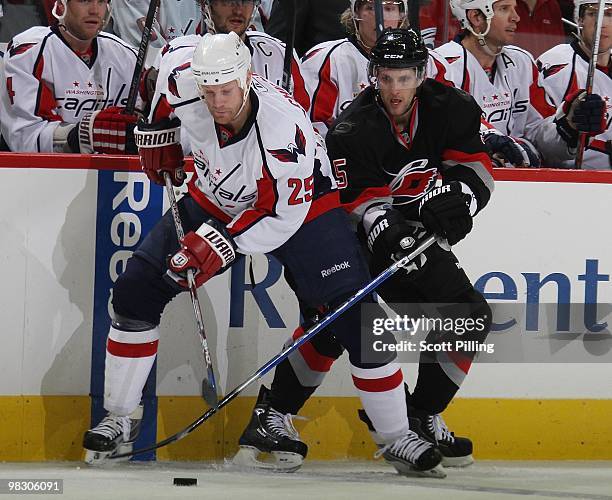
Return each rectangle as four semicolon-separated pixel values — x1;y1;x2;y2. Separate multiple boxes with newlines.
201;371;218;407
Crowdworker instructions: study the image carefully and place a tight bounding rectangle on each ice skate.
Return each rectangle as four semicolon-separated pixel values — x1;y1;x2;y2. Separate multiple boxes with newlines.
233;386;307;473
374;430;445;478
410;408;474;467
359;406;473;468
83;405;143;465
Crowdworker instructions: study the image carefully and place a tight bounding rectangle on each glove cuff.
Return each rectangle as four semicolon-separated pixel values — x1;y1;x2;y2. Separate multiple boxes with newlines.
77;109;99;154
134;118;181;148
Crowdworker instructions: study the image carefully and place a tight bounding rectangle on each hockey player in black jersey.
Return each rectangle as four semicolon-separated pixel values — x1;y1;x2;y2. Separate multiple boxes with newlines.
246;28;495;473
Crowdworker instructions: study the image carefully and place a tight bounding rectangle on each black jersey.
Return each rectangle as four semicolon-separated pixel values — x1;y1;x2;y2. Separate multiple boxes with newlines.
326;79;494;222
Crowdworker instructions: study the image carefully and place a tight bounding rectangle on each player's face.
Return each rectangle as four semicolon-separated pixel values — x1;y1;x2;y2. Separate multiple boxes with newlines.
580;5;612;53
376;67;420;119
64;0;109;40
200;79;245;125
209;0;257;36
488;0;520;45
356;0;406;49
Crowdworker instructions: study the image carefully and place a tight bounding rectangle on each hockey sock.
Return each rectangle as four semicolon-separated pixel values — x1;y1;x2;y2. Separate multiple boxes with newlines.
268;325;342;414
350;362;408;443
411;360;464;415
104;324;159;415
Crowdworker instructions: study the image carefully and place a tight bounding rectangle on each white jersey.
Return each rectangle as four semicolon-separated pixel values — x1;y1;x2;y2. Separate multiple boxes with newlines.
110;0;200;49
436;40;556;141
301;36;452;137
156;31;309;111
0;26;137;152
150;44;338;254
536;42;612;169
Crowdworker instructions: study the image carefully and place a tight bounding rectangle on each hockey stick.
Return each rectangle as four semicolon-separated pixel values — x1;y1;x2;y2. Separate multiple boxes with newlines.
111;235;437;459
125;0;160;114
575;0;607;168
281;0;296;92
163;172;218;407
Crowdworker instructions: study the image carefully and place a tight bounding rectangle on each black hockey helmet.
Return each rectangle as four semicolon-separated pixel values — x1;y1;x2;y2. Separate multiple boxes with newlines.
368;28;428;89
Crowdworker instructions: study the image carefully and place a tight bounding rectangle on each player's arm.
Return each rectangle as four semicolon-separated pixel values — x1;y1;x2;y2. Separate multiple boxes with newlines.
440;91;494;215
224;123;316;255
0;39;64;152
529;57;606;166
289;49;310;111
302;45;339;138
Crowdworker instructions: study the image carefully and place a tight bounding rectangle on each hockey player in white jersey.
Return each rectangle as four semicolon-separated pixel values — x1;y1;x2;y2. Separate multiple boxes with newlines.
302;0;452;137
109;0;200;49
0;0;139;153
436;0;560;167
141;0;309;115
534;1;610;169
82;32;444;477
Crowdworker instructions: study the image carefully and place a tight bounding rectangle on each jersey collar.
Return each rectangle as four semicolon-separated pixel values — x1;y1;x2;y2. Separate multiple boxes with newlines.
51;24;99;69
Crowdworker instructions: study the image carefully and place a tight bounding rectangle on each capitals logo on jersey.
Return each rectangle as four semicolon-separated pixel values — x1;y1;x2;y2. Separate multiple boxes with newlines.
386;159;438;205
168;62;191;99
267;125;307;163
8;42;36;58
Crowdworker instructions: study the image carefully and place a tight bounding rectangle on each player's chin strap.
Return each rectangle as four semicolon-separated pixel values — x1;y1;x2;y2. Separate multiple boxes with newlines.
467;19;503;57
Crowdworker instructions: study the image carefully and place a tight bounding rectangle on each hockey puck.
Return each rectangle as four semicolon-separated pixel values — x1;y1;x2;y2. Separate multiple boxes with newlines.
173;477;197;486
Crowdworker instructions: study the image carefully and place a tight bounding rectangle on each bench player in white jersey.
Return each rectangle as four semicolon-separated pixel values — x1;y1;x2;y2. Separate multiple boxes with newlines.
534;1;610;169
109;0;200;49
82;32;445;478
142;0;308;109
0;0;139;153
435;0;560;167
302;0;452;138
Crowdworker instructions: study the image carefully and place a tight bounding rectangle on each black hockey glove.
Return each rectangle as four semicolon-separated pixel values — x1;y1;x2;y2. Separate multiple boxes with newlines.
366;209;427;276
556;90;606;148
418;181;472;246
482;129;540;167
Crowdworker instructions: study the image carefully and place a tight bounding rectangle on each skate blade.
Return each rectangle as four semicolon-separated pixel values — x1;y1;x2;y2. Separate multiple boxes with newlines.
84;442;134;466
388;460;447;479
232;446;303;473
441;454;474;468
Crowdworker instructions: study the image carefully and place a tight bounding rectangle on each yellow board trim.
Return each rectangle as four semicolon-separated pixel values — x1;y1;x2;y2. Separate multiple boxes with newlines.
2;396;612;461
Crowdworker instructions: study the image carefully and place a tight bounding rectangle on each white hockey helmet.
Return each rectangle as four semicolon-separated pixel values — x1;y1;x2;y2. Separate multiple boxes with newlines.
192;32;251;88
52;0;112;33
201;0;262;35
450;0;499;36
574;0;612;24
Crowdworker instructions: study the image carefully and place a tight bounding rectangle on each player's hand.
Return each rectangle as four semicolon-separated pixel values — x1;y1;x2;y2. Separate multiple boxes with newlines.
482;129;540;167
134;117;185;186
167;220;236;288
418;181;472;246
556;90;607;147
76;106;138;154
366;209;428;277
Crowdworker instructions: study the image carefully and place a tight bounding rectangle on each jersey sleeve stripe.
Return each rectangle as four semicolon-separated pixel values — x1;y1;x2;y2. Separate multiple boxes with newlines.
441;149;495;192
342;186;393;216
310;46;341;125
291;57;310;110
529;62;555;117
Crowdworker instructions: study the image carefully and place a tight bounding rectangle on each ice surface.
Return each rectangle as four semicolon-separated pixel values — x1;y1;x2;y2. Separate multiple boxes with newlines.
0;461;611;499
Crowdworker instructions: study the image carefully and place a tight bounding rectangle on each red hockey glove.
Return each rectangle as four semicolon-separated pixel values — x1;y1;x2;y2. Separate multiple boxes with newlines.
134;117;185;186
76;106;138;154
167;220;236;288
556;90;607;147
418;181;473;246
